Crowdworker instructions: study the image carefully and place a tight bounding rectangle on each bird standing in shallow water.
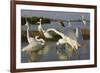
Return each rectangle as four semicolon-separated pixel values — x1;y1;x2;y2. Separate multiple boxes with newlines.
22;20;46;62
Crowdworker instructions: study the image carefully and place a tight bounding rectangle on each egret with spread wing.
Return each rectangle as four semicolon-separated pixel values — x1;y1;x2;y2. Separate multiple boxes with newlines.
44;28;80;59
37;18;80;60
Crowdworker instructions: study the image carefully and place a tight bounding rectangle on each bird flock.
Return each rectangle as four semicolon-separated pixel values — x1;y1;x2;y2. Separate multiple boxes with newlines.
22;15;87;62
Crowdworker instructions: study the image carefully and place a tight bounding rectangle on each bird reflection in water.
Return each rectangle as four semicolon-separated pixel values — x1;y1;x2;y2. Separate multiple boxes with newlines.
29;46;48;62
22;42;49;62
56;43;80;60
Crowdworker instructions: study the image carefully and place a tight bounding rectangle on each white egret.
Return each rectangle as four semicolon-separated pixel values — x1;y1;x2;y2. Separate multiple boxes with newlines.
81;15;87;26
22;20;46;52
22;35;45;52
56;35;80;60
45;28;80;50
22;20;46;62
24;20;46;51
37;20;80;50
25;20;35;44
75;27;79;38
46;28;80;59
37;18;80;59
37;18;54;39
22;35;47;62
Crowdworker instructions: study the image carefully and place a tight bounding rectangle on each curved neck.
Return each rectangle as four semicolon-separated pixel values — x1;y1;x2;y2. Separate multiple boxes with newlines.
46;28;65;38
35;36;45;45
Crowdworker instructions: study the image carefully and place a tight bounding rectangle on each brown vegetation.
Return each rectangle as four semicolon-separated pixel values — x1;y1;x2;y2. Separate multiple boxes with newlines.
81;28;90;40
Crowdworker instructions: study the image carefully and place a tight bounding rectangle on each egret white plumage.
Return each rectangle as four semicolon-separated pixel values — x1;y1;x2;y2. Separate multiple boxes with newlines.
56;36;80;59
22;20;46;62
81;15;87;26
22;35;45;52
37;18;80;60
25;20;35;44
75;27;79;38
46;28;80;59
45;28;80;50
22;20;45;52
37;18;53;39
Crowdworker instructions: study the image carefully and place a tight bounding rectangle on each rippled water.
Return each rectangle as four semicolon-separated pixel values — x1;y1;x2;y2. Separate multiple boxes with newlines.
21;39;90;63
21;21;90;63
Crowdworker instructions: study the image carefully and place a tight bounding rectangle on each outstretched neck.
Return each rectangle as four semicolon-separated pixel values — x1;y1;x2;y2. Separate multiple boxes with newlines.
35;36;45;45
40;23;45;33
38;22;45;37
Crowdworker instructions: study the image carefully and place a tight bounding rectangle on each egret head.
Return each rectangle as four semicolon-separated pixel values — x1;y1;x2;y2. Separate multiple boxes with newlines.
37;18;42;24
25;21;29;27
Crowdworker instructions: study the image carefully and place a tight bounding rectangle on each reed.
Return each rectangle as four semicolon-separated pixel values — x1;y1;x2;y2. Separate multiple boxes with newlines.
81;28;90;40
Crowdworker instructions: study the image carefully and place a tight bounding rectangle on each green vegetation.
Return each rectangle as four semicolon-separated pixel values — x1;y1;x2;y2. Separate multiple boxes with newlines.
21;16;51;25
